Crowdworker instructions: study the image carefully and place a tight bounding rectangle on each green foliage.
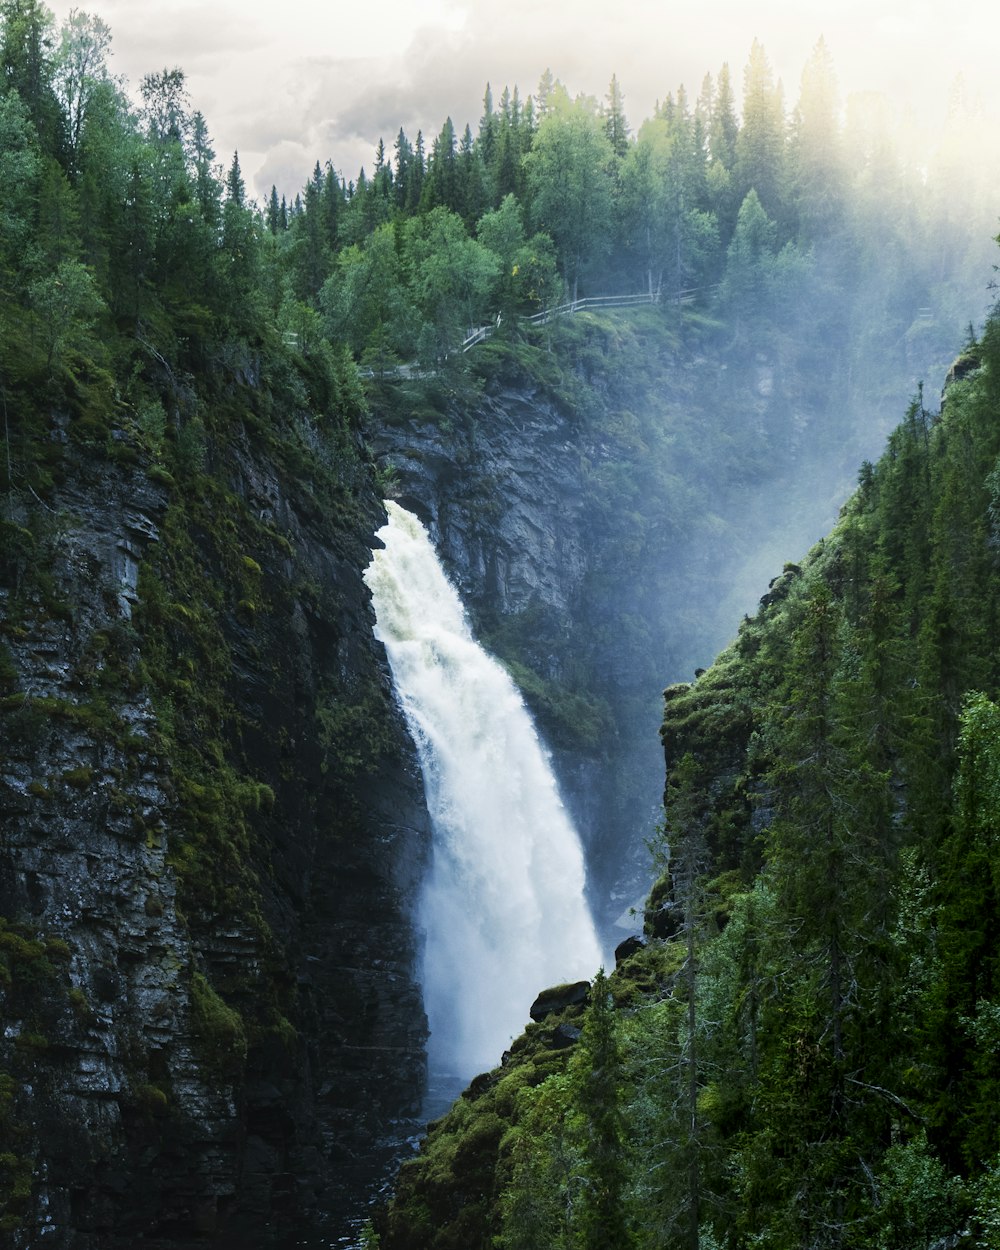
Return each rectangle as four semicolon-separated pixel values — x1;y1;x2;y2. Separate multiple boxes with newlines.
316;684;396;779
3;8;1000;1244
525;96;613;300
404;207;499;361
0;916;79;1235
383;275;1000;1250
574;969;633;1250
189;970;247;1077
499;656;609;750
359;1219;382;1249
869;1132;965;1250
973;1155;1000;1249
28;257;105;370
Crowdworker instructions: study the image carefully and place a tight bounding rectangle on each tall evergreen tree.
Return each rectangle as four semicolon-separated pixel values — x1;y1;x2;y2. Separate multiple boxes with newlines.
422;116;459;212
393;126;413;208
266;184;280;234
790;36;845;236
189;110;219;225
53;7;111;172
734;40;787;228
525;97;613;300
603;73;630;158
709;62;738;168
576;970;632;1250
407;129;425;210
0;0;62;154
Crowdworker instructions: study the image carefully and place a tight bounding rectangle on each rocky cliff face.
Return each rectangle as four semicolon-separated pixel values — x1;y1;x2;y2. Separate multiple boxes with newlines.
364;318;911;942
379;385;590;618
368;377;663;937
0;378;430;1247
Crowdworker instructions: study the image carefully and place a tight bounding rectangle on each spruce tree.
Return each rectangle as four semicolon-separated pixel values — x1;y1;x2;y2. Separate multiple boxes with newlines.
576;969;632;1250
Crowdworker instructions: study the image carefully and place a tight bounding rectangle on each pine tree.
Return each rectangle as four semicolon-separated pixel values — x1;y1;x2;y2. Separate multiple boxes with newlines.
422;117;458;212
734;40;787;228
663;754;714;1249
320;161;342;245
457;122;486;224
535;68;556;120
0;0;63;155
266;184;280;234
790;37;844;237
189;111;219;225
393;127;412;208
709;63;738;168
576;970;632;1250
225;150;245;207
604;74;630;158
407;130;425;211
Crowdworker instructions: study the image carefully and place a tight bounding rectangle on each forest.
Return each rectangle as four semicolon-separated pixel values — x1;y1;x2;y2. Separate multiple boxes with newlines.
379;315;1000;1250
0;0;995;396
2;0;1000;1245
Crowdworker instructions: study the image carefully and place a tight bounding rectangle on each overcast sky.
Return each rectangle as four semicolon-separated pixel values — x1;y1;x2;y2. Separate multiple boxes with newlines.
44;0;1000;203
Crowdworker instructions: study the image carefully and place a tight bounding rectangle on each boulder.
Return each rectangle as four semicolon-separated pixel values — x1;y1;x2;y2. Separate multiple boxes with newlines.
529;980;590;1021
614;935;645;964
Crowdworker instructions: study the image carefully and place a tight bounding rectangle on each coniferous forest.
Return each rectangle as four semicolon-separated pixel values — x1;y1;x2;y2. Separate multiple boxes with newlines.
2;0;1000;1246
381;330;1000;1249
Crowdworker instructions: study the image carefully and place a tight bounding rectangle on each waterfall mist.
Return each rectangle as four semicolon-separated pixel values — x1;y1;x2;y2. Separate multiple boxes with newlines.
364;501;603;1080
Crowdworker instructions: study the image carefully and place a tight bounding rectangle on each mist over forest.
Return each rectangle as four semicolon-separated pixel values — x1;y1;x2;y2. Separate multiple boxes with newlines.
2;2;1000;1247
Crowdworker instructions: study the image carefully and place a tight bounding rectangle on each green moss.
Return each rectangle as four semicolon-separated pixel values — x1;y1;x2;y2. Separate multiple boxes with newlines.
0;1140;34;1236
0;643;16;693
43;939;72;964
316;685;396;779
190;970;247;1077
132;1082;169;1117
0;929;48;973
62;766;94;790
67;987;94;1023
148;465;175;488
12;1033;49;1055
501;658;610;750
0;693;120;742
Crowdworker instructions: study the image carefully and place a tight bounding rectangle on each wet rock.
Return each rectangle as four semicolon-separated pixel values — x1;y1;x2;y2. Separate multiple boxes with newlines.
368;386;663;935
551;1023;583;1048
614;935;645;964
0;410;431;1245
529;980;591;1021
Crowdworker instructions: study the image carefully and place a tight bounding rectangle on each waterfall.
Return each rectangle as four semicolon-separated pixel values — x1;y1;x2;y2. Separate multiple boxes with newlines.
364;502;603;1080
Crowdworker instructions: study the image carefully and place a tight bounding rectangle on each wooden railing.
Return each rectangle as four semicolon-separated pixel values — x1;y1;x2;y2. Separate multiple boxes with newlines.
461;289;679;352
366;285;712;377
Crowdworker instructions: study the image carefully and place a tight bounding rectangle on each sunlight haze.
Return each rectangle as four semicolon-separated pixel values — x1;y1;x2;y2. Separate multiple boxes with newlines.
44;0;1000;206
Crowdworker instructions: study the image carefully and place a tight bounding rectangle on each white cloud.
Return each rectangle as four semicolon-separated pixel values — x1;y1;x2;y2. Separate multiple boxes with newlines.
41;0;1000;203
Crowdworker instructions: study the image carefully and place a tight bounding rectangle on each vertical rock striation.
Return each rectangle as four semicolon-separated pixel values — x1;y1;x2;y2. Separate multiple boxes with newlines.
0;388;430;1246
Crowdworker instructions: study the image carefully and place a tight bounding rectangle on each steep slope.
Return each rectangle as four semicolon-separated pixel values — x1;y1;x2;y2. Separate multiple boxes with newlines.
0;351;429;1246
369;300;968;939
375;312;1000;1248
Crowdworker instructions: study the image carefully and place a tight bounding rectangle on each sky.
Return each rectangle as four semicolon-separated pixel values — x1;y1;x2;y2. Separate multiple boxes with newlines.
43;0;1000;203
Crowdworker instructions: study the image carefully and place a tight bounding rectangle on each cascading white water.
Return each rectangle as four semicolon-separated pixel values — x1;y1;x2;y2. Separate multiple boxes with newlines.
364;501;603;1080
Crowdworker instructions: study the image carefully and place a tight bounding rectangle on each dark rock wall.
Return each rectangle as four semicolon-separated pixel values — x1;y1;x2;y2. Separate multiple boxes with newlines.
368;383;660;939
0;395;430;1246
379;386;588;616
366;322;932;945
